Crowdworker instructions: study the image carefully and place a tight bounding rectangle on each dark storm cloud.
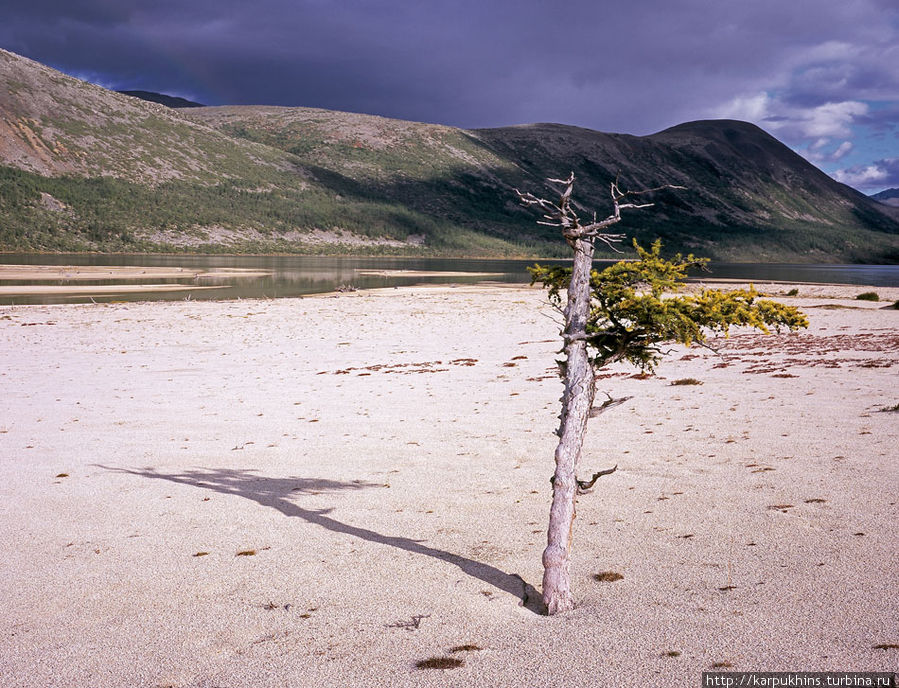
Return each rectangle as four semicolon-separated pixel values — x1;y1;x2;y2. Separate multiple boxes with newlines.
782;51;899;110
0;0;886;126
855;105;899;132
1;0;897;186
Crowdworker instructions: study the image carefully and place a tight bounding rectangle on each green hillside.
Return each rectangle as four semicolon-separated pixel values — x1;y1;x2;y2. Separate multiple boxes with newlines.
2;48;898;261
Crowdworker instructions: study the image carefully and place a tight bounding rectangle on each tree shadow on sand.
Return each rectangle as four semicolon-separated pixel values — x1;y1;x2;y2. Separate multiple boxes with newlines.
97;465;545;614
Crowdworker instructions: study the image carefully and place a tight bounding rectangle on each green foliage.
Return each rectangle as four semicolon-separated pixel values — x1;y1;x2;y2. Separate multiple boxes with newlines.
530;240;809;371
3;46;899;259
193;111;899;262
856;291;880;301
0;164;561;256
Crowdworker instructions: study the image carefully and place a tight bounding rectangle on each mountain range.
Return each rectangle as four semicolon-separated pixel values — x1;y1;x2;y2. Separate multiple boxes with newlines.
871;188;899;208
2;48;897;261
116;90;205;108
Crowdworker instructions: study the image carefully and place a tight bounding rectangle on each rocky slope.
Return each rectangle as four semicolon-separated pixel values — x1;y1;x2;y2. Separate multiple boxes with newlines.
2;48;897;260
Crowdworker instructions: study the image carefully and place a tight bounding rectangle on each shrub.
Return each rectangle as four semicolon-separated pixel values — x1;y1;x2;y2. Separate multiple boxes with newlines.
594;571;624;582
856;292;880;301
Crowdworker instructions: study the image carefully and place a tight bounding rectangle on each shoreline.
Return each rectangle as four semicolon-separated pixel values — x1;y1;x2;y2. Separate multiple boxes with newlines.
1;268;898;301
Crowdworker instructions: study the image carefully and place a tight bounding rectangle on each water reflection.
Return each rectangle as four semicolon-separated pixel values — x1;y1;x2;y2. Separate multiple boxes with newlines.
0;255;548;304
0;254;896;305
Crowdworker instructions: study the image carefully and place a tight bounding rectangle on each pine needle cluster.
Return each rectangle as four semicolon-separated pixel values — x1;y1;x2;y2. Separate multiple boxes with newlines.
530;239;809;371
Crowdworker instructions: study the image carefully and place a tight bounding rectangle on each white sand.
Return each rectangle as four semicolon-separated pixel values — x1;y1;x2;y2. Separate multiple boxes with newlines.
0;283;897;687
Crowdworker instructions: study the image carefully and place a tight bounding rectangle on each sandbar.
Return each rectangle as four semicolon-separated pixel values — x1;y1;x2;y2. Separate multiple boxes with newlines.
0;264;272;297
0;283;896;686
0;283;230;295
354;269;505;277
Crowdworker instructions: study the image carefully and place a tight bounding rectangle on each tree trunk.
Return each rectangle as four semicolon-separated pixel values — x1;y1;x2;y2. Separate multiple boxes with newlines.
542;236;596;614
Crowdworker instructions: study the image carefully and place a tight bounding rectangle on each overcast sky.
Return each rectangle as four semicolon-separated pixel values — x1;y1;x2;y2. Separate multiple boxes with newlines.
2;0;898;192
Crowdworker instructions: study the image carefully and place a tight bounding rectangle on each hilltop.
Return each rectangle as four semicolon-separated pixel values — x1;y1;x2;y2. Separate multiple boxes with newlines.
1;48;897;260
871;188;899;207
116;90;205;108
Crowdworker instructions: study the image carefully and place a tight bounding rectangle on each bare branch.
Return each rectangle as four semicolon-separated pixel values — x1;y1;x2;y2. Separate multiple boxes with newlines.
614;183;686;203
576;465;618;493
520;176;684;248
538;307;565;326
550;463;619;493
385;614;431;631
589;392;634;417
626;184;687;196
694;338;727;361
591;234;627;252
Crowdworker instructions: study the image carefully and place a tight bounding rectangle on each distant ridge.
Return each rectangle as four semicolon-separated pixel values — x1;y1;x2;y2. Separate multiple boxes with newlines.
117;90;205;108
1;48;897;261
871;188;899;207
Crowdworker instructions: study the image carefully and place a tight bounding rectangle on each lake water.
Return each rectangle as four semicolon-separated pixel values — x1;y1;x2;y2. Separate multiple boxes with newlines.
1;253;897;305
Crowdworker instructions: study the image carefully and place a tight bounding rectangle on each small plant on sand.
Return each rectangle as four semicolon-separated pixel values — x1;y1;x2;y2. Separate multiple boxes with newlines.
517;173;808;614
856;291;880;301
671;378;703;386
785;288;799;296
593;571;624;582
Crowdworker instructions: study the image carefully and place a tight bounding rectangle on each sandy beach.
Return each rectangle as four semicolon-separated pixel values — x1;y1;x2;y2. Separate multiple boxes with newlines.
1;281;897;687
